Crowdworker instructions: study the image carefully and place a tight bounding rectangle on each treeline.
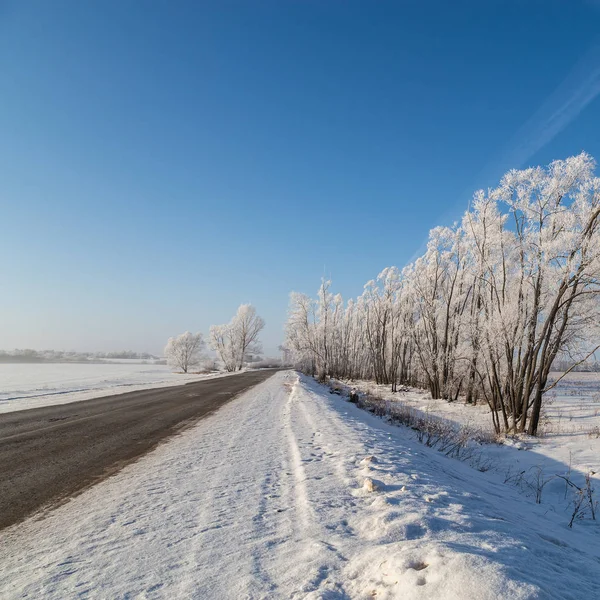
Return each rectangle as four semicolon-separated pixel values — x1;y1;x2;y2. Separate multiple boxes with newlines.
285;154;600;436
0;349;159;363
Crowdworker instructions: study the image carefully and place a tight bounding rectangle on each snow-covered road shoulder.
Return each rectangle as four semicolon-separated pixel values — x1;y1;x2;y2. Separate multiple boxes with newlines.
1;371;598;599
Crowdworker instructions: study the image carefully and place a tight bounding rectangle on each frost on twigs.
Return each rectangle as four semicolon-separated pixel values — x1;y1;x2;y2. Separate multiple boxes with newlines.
209;304;265;372
556;471;598;527
164;332;205;374
284;153;600;438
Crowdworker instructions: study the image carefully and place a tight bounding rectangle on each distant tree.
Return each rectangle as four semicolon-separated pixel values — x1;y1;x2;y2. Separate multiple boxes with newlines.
232;304;265;370
210;304;265;371
278;345;292;366
164;332;205;373
209;324;238;372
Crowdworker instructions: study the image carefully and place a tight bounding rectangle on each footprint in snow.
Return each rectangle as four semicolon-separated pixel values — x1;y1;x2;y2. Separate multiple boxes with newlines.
404;523;427;540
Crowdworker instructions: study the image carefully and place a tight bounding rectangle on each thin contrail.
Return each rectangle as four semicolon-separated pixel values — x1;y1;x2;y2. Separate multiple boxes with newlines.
499;42;600;173
407;40;600;264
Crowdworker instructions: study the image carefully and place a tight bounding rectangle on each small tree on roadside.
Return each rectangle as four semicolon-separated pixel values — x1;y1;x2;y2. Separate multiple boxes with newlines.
164;331;205;373
210;304;265;371
232;304;265;370
209;323;238;372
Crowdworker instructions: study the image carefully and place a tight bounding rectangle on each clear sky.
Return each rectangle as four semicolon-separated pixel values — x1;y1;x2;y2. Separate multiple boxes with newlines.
2;0;600;356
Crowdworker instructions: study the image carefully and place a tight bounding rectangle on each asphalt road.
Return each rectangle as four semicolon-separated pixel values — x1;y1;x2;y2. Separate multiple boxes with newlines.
0;369;275;530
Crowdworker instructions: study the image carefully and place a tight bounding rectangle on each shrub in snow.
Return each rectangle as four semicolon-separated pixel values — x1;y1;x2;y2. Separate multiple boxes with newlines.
329;380;495;464
557;471;598;527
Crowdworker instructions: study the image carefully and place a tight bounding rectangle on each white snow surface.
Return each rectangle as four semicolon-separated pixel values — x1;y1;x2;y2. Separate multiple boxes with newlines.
343;374;600;514
0;362;233;413
1;371;599;599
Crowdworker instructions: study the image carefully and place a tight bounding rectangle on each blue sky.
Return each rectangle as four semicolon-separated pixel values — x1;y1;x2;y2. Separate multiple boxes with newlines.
2;0;600;355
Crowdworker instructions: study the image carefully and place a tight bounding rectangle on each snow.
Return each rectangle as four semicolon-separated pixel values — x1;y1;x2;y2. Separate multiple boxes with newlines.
2;371;598;599
342;373;600;513
340;378;495;433
0;362;233;413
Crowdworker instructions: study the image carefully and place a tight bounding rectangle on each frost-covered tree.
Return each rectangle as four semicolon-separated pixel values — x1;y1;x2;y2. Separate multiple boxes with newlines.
468;153;600;434
210;304;265;371
164;332;205;373
285;153;600;436
233;304;266;370
209;324;238;372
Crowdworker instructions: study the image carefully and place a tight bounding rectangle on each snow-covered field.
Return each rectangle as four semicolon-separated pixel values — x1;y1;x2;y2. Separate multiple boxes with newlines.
2;371;598;599
0;362;228;413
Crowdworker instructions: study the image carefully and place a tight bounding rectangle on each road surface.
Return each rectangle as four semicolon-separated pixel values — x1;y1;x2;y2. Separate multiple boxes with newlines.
0;369;275;530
